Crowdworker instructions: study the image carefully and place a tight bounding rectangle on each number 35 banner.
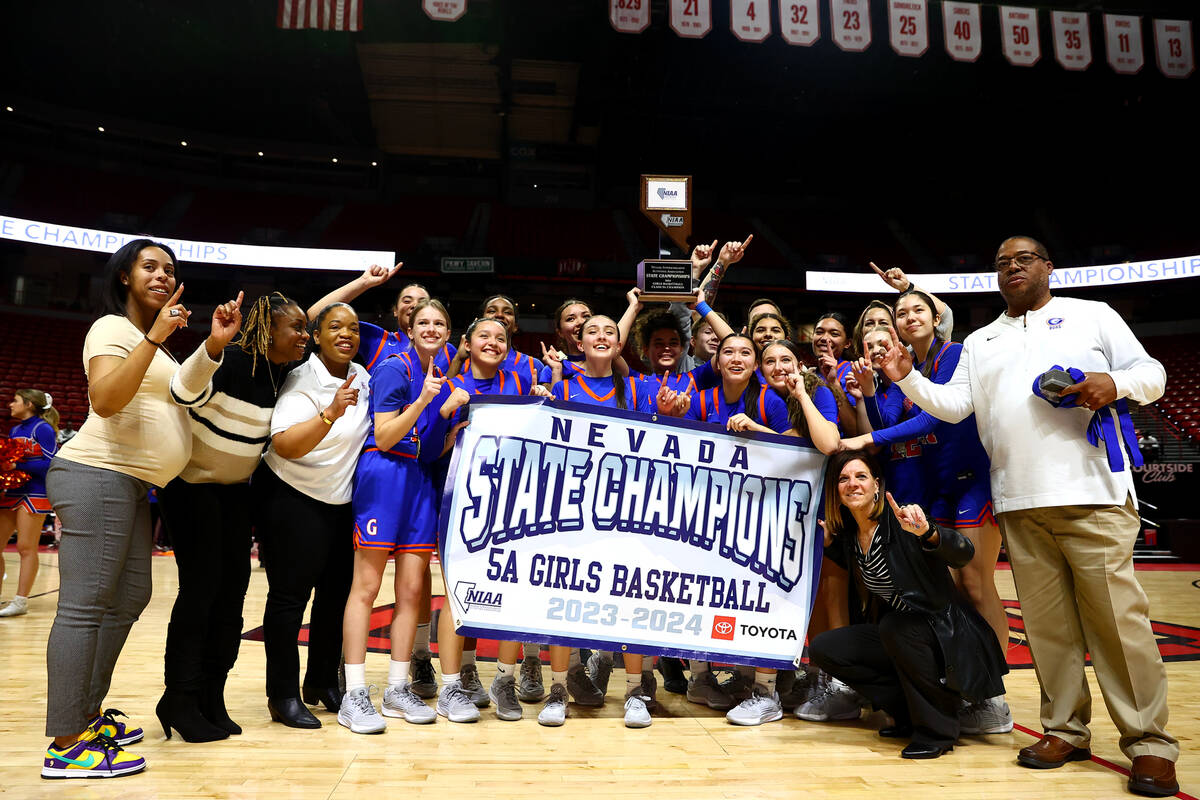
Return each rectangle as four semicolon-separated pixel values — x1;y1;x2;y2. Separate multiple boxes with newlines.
437;398;827;669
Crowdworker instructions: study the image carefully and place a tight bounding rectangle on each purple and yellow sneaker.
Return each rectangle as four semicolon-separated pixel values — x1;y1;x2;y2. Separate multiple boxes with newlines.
87;708;143;746
42;732;146;779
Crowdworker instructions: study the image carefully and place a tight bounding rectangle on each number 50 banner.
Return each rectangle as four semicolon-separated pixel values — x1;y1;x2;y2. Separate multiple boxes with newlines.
437;398;827;669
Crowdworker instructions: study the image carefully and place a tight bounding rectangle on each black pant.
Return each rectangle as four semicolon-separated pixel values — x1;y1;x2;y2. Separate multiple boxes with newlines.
158;478;253;692
253;464;353;699
810;611;961;748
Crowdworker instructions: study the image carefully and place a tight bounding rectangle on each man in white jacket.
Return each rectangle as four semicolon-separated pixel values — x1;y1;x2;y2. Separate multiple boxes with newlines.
878;236;1177;797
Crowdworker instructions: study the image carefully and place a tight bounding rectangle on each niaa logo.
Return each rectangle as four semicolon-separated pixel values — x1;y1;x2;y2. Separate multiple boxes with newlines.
1047;317;1064;330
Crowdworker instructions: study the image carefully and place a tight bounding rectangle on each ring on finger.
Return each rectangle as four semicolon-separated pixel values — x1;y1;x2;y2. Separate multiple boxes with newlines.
169;308;181;318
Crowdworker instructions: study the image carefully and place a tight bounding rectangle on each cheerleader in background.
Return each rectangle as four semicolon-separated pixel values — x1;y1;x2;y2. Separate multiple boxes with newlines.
0;389;59;617
542;315;681;728
433;317;552;723
841;290;1011;734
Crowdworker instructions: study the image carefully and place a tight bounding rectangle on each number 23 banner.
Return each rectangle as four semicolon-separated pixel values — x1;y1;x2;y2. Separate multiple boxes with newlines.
438;398;826;669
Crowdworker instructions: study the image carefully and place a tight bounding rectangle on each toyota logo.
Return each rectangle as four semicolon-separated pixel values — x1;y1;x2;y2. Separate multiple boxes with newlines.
714;621;733;635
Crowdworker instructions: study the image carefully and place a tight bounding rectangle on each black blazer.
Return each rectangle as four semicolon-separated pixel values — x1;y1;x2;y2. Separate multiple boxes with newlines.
827;507;1009;701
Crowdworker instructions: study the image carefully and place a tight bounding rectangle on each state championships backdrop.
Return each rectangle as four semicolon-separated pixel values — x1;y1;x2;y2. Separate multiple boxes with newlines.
437;397;827;669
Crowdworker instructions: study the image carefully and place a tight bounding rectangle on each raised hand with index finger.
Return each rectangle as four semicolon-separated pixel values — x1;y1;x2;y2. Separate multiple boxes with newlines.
869;261;912;293
148;283;189;344
209;290;244;349
876;327;913;383
886;491;930;537
325;373;359;421
718;234;754;267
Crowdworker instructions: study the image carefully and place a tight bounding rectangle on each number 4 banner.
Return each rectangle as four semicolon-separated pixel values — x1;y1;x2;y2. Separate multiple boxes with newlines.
609;0;650;34
1154;19;1194;79
999;6;1040;66
942;2;981;62
1104;14;1144;74
1051;11;1092;71
888;0;928;57
780;0;819;45
731;1;771;42
832;0;872;52
670;0;713;38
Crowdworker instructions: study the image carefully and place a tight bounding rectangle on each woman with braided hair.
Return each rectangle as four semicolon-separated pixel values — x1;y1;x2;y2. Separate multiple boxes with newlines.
155;291;309;742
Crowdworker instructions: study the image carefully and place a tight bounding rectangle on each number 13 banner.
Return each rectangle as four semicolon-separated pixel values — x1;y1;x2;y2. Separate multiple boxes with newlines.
438;398;826;668
1154;19;1194;79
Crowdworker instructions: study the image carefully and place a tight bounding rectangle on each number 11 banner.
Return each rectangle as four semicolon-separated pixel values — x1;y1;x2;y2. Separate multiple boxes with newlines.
832;0;872;52
999;6;1040;66
438;398;826;668
1104;14;1144;74
1154;19;1194;79
1051;10;1092;71
942;2;982;62
888;0;929;57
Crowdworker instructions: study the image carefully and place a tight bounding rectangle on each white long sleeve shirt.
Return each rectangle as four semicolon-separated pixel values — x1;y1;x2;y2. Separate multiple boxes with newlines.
895;296;1165;513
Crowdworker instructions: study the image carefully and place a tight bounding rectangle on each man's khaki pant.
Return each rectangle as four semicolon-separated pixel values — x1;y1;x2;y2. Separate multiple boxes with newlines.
997;496;1178;760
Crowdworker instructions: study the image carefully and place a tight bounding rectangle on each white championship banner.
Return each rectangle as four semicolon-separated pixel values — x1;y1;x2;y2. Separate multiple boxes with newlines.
0;214;393;271
437;397;827;669
806;253;1200;294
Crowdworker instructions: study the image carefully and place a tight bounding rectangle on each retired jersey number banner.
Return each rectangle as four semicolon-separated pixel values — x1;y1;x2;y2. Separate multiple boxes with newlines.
437;398;827;669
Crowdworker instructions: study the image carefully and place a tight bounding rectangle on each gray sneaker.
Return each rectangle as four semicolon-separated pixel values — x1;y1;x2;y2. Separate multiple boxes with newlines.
0;596;28;617
566;663;604;707
410;651;438;699
779;667;818;711
537;683;568;727
460;664;490;708
623;693;652;728
518;655;546;702
586;651;614;697
436;681;481;723
959;695;1013;734
382;682;436;724
726;685;784;726
337;685;386;734
794;676;861;722
686;670;735;711
488;674;523;721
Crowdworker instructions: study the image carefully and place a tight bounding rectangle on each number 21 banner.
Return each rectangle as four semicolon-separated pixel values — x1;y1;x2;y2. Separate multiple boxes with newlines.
670;0;713;39
888;0;928;57
438;398;826;668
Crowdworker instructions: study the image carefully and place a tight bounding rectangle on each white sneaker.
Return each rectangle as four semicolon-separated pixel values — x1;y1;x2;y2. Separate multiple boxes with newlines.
436;681;481;723
337;686;386;734
623;694;652;728
0;596;28;617
537;683;568;727
794;676;862;722
959;695;1013;734
726;685;784;726
382;682;436;724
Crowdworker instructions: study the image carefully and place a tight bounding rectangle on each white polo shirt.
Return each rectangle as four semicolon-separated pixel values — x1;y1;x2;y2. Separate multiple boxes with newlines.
264;353;370;505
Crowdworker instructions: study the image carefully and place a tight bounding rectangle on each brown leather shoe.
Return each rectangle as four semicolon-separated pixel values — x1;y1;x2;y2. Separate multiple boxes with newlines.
1128;755;1178;797
1017;734;1092;769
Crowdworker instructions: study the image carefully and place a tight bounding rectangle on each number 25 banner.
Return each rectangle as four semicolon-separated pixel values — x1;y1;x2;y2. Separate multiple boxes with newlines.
438;398;826;668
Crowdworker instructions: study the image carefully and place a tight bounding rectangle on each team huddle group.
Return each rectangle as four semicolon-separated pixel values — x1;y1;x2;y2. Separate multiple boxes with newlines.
4;233;1179;794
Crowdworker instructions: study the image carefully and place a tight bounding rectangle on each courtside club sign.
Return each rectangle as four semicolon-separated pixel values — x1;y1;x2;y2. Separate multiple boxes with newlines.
0;214;393;271
437;398;826;669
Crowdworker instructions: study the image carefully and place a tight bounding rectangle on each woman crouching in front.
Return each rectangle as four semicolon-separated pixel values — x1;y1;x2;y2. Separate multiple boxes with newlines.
807;450;1007;759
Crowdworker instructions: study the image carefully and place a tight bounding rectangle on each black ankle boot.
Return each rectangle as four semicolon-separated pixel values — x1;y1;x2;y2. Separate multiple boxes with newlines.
301;685;343;712
200;675;242;735
268;696;321;729
156;690;230;743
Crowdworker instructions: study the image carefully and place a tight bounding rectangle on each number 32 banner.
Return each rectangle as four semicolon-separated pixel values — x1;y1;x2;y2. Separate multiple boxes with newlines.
438;398;827;669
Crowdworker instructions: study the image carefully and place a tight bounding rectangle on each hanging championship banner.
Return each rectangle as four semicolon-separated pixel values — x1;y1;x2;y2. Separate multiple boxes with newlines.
780;0;819;45
831;0;872;52
670;0;713;38
942;2;982;62
731;0;771;42
888;0;928;57
1104;14;1144;74
422;0;466;22
1051;11;1092;71
999;6;1040;66
609;0;650;34
438;398;826;669
1154;19;1194;79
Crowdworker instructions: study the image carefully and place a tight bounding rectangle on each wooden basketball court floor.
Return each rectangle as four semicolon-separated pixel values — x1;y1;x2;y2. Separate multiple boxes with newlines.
1;549;1196;800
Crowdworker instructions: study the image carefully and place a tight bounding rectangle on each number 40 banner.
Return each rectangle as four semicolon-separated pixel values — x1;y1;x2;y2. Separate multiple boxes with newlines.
437;398;826;668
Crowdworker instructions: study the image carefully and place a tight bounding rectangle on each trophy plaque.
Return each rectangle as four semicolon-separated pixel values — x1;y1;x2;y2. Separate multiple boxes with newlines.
637;259;695;303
